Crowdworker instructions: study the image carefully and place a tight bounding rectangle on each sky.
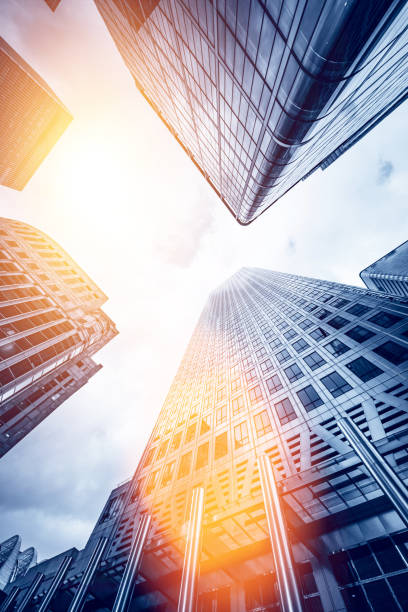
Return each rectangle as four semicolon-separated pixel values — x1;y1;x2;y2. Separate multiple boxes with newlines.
0;0;407;561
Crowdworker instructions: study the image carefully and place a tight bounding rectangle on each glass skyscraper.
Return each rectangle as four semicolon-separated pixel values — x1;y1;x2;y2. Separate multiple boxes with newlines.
0;217;117;457
0;536;36;591
4;267;408;611
94;0;408;224
361;240;408;298
0;36;72;191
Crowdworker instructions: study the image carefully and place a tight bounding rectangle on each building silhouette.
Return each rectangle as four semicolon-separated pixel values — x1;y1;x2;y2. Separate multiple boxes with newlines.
94;1;408;224
0;217;117;458
0;36;72;191
0;536;36;591
3;267;408;610
361;240;408;298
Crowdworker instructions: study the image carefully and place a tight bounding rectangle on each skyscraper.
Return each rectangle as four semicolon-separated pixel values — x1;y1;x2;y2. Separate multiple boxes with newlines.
360;240;408;297
94;1;408;224
4;267;408;611
0;36;72;191
0;217;117;457
0;536;36;591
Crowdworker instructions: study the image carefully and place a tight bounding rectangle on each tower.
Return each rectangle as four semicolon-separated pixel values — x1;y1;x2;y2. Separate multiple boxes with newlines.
360;240;408;298
7;267;408;611
0;217;117;457
0;36;72;191
94;0;408;223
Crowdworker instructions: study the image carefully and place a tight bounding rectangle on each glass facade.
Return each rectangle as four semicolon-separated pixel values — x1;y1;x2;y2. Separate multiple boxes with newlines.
0;37;72;191
0;218;117;457
361;240;408;298
0;536;36;591
7;266;408;610
94;0;408;224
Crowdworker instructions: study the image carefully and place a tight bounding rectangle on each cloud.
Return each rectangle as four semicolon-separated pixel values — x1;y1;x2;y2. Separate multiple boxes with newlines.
286;238;296;254
377;159;394;184
156;197;215;268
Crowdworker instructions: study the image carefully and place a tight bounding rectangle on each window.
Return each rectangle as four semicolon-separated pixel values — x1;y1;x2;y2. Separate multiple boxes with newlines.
231;378;241;393
217;388;225;402
350;545;381;580
245;368;257;383
373;341;408;365
371;538;405;573
231;364;239;379
196;443;209;469
249;385;263;403
324;338;350;357
309;327;329;341
275;397;297;425
162;462;174;486
346;303;372;317
146;470;159;494
292;338;309;353
199;587;231;612
276;348;291;363
178;452;192;478
215;432;228;460
346;325;375;343
297;385;323;411
327;315;349;329
331;298;350;308
157;440;168;459
284;363;304;382
143;447;155;467
284;329;297;340
254;410;272;437
299;318;313;330
200;418;210;435
303;351;326;370
256;346;267;359
298;562;319;598
315;308;331;320
232;395;244;415
329;551;357;586
319;292;334;303
260;358;273;373
186;423;197;442
266;374;283;394
216;405;227;425
320;372;352;397
234;422;249;448
305;303;317;312
346;357;384;382
269;338;282;349
368;311;402;328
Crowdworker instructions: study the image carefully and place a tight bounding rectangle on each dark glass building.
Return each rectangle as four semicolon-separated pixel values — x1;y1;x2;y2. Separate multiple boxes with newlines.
361;240;408;298
0;36;72;191
4;267;408;611
0;217;117;457
0;536;36;591
94;0;408;224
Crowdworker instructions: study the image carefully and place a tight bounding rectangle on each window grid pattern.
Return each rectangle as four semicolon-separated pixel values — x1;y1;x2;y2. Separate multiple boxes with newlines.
0;219;117;457
94;0;408;223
